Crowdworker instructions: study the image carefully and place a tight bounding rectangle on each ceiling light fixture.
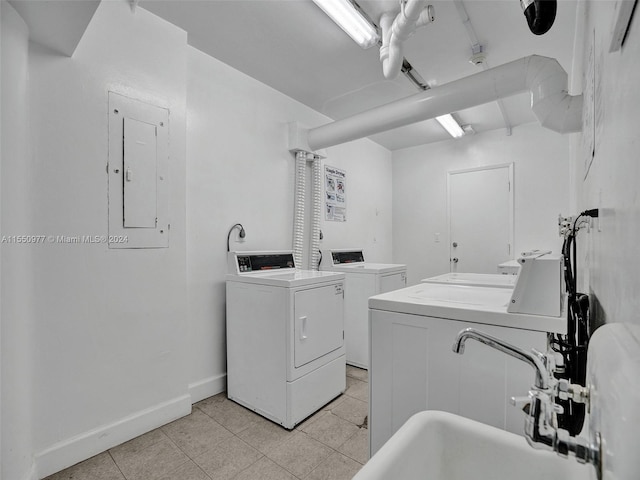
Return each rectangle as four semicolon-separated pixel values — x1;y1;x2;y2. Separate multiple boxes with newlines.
435;114;465;138
311;0;379;49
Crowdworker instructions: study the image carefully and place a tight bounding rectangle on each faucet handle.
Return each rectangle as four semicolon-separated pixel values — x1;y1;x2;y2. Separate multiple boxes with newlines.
510;395;532;414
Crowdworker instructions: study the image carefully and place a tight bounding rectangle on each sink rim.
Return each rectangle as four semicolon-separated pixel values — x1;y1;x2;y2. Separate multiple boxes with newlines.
354;410;593;480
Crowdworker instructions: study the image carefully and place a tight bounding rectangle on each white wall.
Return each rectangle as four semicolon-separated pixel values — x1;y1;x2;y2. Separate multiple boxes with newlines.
392;123;570;285
0;2;393;476
26;2;189;477
1;2;35;479
186;47;393;401
571;1;640;329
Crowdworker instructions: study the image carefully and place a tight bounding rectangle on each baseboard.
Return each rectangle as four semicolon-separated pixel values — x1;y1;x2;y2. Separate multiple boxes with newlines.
188;373;226;404
34;394;191;479
22;462;38;480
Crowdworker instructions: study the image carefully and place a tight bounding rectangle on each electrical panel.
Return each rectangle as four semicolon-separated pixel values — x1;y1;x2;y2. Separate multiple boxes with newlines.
108;92;169;248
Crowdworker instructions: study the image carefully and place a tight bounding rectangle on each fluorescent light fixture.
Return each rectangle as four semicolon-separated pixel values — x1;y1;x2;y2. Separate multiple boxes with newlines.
436;114;465;138
312;0;379;49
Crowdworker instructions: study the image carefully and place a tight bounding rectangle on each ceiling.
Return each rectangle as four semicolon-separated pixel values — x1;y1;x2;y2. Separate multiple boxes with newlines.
9;0;101;56
141;0;579;151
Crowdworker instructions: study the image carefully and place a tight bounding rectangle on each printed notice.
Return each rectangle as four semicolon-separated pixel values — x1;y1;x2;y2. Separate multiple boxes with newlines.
325;165;346;222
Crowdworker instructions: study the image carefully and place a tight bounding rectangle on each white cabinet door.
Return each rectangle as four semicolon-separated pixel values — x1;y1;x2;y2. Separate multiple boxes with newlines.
294;284;344;368
369;310;547;455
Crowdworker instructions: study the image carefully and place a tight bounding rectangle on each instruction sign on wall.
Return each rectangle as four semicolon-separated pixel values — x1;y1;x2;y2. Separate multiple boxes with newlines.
325;165;346;222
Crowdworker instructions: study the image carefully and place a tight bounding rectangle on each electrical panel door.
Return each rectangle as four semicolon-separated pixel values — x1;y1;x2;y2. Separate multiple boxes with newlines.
108;92;169;248
123;118;157;228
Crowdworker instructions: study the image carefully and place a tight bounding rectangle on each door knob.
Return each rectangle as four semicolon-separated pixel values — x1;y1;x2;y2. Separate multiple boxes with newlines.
452;257;459;263
452;242;458;247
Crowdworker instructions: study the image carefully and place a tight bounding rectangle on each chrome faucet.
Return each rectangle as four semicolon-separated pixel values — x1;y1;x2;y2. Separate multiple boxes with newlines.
452;328;550;389
452;328;601;476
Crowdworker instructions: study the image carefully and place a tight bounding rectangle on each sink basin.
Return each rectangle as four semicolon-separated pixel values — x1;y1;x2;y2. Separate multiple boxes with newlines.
353;411;594;480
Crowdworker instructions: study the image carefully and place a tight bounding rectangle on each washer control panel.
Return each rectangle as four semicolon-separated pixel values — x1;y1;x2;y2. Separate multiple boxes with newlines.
332;250;365;265
230;251;296;274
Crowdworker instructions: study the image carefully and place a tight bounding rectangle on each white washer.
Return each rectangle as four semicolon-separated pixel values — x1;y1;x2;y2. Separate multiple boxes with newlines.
226;251;346;429
320;249;407;369
421;272;517;288
368;282;566;455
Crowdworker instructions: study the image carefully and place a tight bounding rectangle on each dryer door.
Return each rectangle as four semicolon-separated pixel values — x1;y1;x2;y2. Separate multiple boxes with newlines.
294;283;344;368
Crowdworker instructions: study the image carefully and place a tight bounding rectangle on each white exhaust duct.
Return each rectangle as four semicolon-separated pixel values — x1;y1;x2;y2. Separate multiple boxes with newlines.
379;0;435;79
306;55;582;151
291;149;324;271
309;158;323;270
292;151;307;270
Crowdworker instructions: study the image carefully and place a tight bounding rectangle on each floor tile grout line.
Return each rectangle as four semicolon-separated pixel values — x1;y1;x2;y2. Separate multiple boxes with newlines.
108;450;129;480
161;412;238;464
193;401;265;437
109;428;181;480
226;450;266;480
260;429;356;479
194;394;369;472
193;462;215;480
109;426;171;461
152;428;208;479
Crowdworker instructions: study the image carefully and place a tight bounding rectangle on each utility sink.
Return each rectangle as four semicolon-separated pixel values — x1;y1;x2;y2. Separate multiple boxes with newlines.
353;411;594;480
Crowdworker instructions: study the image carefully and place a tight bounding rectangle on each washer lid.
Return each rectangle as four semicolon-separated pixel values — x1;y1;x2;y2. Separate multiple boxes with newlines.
227;269;344;288
368;283;565;333
329;262;407;274
321;249;405;274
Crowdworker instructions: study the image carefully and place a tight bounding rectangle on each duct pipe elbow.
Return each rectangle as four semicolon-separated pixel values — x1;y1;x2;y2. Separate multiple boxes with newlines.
526;55;582;133
533;93;583;133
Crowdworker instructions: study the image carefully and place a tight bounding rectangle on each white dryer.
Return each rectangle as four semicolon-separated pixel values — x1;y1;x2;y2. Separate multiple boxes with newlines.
226;251;346;429
320;249;407;369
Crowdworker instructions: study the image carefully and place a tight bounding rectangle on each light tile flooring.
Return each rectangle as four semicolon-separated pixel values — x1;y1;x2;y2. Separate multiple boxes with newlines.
45;366;369;480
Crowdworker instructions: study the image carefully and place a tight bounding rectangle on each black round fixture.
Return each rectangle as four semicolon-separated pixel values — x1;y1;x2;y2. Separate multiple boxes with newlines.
521;0;557;35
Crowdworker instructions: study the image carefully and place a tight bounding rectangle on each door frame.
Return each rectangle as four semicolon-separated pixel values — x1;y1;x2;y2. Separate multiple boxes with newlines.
446;163;515;272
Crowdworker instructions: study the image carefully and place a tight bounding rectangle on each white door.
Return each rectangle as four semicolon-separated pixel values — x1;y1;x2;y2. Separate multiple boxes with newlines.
448;164;513;273
294;283;344;368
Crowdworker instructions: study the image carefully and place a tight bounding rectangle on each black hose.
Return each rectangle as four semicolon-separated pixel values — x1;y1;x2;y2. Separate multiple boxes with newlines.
556;212;593;435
